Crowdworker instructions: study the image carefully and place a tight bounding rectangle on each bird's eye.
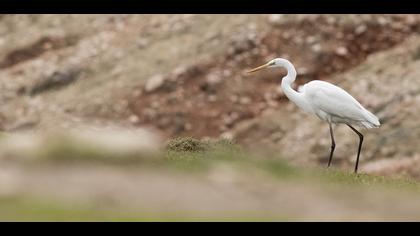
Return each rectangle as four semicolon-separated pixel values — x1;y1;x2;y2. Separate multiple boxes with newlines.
269;61;275;66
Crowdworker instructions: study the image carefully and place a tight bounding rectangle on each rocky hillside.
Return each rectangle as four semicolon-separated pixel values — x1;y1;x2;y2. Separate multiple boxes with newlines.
0;14;419;178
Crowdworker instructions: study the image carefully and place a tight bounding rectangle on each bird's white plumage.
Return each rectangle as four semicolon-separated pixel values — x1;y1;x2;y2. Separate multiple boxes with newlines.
301;80;380;128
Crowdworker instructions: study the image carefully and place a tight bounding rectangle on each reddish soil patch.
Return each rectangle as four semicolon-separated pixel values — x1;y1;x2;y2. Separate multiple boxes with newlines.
0;35;79;69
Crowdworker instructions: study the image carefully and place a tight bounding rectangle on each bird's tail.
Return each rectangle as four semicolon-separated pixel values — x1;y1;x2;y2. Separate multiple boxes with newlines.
362;109;380;128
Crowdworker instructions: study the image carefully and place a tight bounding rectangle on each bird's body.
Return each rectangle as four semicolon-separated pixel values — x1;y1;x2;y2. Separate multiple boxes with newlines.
247;58;380;173
299;80;380;129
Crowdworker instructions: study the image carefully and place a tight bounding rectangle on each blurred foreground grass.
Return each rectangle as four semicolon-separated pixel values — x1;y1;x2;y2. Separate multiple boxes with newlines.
0;135;419;221
0;197;293;221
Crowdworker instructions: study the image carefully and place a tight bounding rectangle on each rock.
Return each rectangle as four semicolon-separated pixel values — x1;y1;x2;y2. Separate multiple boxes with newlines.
172;65;188;79
29;68;81;96
239;96;251;105
222;69;232;77
305;36;317;44
151;101;160;109
220;131;234;140
143;108;157;119
311;44;322;53
292;37;303;45
144;74;165;92
336;32;344;39
229;95;239;103
268;14;284;26
229;33;257;56
206;73;222;85
377;17;389;26
298;67;309;75
137;38;149;49
247;23;257;31
267;100;279;108
335;46;348;56
208;95;218;102
128;115;140;124
270;132;284;143
222;112;240;127
133;89;143;97
326;16;336;24
405;15;417;26
354;25;367;35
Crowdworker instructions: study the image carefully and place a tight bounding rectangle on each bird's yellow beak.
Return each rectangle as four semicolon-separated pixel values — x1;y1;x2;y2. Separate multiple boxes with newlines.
246;62;270;74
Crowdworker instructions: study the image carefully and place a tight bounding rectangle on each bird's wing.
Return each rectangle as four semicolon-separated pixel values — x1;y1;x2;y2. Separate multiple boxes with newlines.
304;80;366;121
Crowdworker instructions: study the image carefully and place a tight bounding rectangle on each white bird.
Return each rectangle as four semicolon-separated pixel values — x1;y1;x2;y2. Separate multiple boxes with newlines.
247;58;380;173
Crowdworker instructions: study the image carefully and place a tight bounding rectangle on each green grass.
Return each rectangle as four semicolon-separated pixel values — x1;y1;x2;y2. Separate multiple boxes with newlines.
0;197;292;221
0;197;138;221
317;169;420;191
0;197;208;221
163;137;420;191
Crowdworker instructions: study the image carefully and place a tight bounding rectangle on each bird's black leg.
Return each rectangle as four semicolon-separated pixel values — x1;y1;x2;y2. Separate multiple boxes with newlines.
327;122;335;168
347;125;364;174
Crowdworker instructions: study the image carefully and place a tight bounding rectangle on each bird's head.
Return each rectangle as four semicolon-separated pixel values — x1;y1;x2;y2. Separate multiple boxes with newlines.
246;58;291;73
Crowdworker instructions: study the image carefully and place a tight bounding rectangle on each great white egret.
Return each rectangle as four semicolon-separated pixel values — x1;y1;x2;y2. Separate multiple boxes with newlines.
247;58;380;173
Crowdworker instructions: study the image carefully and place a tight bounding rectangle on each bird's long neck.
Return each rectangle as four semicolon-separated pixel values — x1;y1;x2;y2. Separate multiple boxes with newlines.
279;60;309;112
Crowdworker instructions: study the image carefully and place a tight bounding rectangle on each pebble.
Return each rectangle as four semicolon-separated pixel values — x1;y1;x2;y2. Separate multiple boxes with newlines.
137;38;149;49
144;74;165;92
239;97;252;105
355;25;367;35
268;14;284;26
206;73;222;85
305;36;317;44
311;44;322;53
208;95;218;102
128;115;140;124
335;46;348;56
